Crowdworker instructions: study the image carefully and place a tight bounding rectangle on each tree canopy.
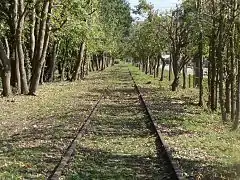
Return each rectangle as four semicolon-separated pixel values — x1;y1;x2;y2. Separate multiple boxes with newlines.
0;0;240;129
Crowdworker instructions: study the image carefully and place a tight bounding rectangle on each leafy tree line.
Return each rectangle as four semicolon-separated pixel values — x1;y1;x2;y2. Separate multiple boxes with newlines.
0;0;132;96
127;0;240;129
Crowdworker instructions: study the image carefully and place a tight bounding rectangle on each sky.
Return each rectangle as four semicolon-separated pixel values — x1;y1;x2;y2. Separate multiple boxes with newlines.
128;0;181;11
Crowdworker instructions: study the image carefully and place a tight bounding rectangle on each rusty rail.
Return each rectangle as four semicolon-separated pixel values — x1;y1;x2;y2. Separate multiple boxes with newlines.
47;94;104;180
128;69;185;180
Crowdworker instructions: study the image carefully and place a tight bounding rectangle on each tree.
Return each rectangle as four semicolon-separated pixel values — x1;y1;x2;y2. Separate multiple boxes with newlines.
29;0;53;95
0;40;11;96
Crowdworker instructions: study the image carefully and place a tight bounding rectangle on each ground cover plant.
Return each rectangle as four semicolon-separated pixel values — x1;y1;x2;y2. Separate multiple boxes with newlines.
129;64;240;179
64;65;165;179
1;0;240;179
0;70;106;179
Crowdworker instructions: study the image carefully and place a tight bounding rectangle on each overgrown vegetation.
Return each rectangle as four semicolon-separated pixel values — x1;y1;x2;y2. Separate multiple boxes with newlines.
129;64;240;179
0;70;104;179
64;66;162;179
1;0;240;179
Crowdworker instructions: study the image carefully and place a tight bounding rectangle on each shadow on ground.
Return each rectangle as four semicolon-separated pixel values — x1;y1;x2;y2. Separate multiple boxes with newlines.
65;67;174;179
0;98;98;178
0;74;106;179
67;146;162;180
130;68;240;179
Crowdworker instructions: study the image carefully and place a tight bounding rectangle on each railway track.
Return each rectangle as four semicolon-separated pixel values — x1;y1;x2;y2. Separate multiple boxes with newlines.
47;93;105;180
128;69;184;180
47;66;184;179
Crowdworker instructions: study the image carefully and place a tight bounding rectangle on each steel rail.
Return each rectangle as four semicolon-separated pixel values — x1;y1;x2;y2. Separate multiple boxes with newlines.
47;93;105;180
128;69;185;180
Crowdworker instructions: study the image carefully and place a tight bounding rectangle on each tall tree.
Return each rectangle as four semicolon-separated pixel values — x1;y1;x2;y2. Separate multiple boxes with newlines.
29;0;53;95
0;40;11;96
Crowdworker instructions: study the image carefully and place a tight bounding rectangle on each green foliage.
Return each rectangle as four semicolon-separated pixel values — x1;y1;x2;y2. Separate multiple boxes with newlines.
133;0;154;15
54;0;131;55
97;0;132;56
125;10;169;61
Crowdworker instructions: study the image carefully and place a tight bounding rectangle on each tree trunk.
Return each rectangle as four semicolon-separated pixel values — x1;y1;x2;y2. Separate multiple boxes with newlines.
209;30;217;111
85;55;89;76
230;0;237;120
169;53;172;81
207;57;212;108
4;37;10;59
61;63;66;81
91;57;95;71
225;75;231;113
194;59;200;87
217;10;227;122
160;56;166;81
233;58;240;129
32;0;49;71
71;42;86;81
172;52;180;91
46;41;57;82
15;48;21;93
225;48;231;114
215;70;218;110
0;41;12;96
17;0;29;94
89;59;92;72
80;50;87;79
182;65;187;89
149;57;152;75
189;74;191;88
81;59;85;79
95;55;99;71
100;53;104;71
29;0;52;95
141;59;145;72
146;56;149;74
10;0;18;89
40;62;45;84
198;30;204;106
156;56;160;77
58;61;66;81
197;0;203;106
172;76;180;91
30;0;36;63
153;59;156;78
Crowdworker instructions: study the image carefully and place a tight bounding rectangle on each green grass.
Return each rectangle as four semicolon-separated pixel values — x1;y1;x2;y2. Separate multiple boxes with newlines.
0;65;167;179
129;64;240;180
0;70;106;179
64;65;165;179
1;63;239;179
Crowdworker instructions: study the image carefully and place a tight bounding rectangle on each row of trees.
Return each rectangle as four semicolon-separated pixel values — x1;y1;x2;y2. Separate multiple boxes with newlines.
127;0;239;129
1;0;239;129
0;0;132;96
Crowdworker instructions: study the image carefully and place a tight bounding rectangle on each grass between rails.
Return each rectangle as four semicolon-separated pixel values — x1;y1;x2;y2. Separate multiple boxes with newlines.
1;63;239;179
64;66;168;179
129;64;240;179
0;70;107;179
